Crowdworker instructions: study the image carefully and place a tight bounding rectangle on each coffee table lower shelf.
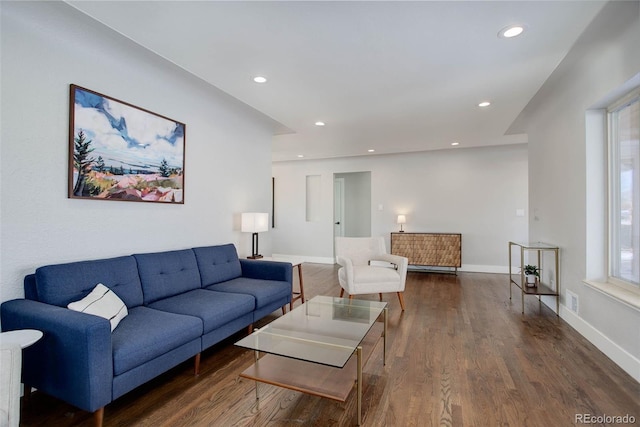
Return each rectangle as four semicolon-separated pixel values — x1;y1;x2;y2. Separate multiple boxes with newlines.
239;322;384;424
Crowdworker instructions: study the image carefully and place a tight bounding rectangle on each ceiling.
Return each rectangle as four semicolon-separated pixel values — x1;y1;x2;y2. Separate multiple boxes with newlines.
67;1;605;162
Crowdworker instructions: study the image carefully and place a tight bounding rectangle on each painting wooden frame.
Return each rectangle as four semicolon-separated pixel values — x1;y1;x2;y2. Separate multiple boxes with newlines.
69;84;186;203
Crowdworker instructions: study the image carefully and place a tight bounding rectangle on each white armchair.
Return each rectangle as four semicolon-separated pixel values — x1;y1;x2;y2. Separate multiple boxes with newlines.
0;342;22;427
335;236;408;310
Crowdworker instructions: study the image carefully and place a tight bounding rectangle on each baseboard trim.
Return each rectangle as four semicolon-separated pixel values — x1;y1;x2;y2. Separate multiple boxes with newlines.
459;264;509;274
560;304;640;382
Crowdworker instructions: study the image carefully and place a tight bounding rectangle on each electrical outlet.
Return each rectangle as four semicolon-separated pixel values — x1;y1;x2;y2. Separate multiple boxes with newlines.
566;290;579;314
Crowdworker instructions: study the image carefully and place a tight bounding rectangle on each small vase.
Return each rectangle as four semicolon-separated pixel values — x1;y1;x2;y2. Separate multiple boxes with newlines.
525;274;537;287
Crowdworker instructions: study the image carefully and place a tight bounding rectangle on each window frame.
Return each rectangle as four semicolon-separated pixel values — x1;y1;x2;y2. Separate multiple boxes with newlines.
607;89;640;289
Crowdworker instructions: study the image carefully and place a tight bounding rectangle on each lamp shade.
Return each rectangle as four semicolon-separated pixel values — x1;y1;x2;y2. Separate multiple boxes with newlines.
396;215;406;225
241;212;269;233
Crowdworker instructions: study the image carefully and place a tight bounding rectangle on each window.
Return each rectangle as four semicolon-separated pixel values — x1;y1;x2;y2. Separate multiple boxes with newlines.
608;91;640;287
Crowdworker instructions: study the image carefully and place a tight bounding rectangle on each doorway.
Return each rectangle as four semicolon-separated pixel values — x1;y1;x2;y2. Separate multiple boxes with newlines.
333;172;372;241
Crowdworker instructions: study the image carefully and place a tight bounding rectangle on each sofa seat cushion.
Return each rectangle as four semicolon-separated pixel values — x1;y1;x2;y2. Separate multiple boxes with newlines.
111;306;202;376
206;277;291;309
148;289;255;334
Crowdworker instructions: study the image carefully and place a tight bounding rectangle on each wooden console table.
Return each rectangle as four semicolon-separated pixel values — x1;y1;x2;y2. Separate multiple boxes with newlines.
391;232;462;274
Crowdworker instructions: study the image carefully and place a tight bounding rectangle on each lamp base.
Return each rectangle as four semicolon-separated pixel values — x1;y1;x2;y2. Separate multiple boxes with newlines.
247;255;263;259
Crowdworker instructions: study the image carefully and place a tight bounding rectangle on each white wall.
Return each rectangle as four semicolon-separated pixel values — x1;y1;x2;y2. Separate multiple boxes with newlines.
509;0;640;380
0;2;276;305
272;144;529;271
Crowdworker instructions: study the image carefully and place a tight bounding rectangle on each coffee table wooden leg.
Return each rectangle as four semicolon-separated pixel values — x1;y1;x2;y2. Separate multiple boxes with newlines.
254;350;260;408
357;346;362;426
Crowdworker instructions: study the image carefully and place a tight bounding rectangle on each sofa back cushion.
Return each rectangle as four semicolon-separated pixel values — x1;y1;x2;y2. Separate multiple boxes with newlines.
34;256;143;308
193;244;242;286
133;249;201;304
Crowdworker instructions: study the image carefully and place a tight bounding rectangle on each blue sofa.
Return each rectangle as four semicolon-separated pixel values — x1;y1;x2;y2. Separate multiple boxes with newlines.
0;243;292;426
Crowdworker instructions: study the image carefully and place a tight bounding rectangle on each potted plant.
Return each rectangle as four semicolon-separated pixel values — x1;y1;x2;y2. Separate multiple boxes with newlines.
523;265;539;287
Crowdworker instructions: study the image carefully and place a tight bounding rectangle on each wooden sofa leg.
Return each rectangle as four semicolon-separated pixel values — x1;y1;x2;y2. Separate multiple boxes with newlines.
22;384;32;405
94;407;104;427
397;292;406;311
194;353;201;376
379;293;383;301
248;324;254;334
340;288;345;298
282;305;287;315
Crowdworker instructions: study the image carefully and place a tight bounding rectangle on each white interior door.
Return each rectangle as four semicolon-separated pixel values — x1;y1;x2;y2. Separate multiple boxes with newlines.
334;177;345;238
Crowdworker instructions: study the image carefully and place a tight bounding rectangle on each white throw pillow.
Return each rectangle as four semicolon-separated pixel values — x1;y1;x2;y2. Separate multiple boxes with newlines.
67;283;128;331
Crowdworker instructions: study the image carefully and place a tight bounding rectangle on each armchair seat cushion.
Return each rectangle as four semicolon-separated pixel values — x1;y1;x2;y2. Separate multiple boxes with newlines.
340;265;400;284
147;289;255;334
206;277;291;309
112;306;201;376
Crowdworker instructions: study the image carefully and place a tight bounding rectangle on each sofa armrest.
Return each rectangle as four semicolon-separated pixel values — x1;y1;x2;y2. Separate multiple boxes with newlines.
1;299;113;412
239;259;293;284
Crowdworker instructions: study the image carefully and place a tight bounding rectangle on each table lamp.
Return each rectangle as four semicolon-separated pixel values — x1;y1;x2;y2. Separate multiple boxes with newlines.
397;215;406;232
241;212;269;259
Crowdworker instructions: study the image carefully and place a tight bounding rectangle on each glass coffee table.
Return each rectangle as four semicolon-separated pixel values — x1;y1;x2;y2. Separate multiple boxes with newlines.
235;295;388;425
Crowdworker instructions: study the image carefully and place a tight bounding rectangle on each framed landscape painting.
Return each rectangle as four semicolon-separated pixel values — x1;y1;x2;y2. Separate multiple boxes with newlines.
69;84;185;203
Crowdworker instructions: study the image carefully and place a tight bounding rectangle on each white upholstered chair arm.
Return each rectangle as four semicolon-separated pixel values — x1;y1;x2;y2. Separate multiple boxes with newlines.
374;254;408;271
336;256;356;293
336;255;351;268
0;342;22;427
374;253;408;291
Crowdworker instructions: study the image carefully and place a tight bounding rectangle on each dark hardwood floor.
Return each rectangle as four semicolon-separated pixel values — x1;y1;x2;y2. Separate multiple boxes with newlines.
20;264;639;426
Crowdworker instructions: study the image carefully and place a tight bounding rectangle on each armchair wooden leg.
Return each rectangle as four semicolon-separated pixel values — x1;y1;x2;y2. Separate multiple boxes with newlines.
397;292;405;311
194;353;201;376
93;407;104;427
379;293;383;301
340;288;345;298
282;305;287;315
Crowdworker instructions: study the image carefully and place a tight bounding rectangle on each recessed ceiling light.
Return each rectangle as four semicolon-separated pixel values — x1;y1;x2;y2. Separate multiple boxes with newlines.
253;76;267;83
297;154;304;158
451;142;460;146
368;149;375;153
315;121;325;126
478;101;491;107
499;25;525;39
